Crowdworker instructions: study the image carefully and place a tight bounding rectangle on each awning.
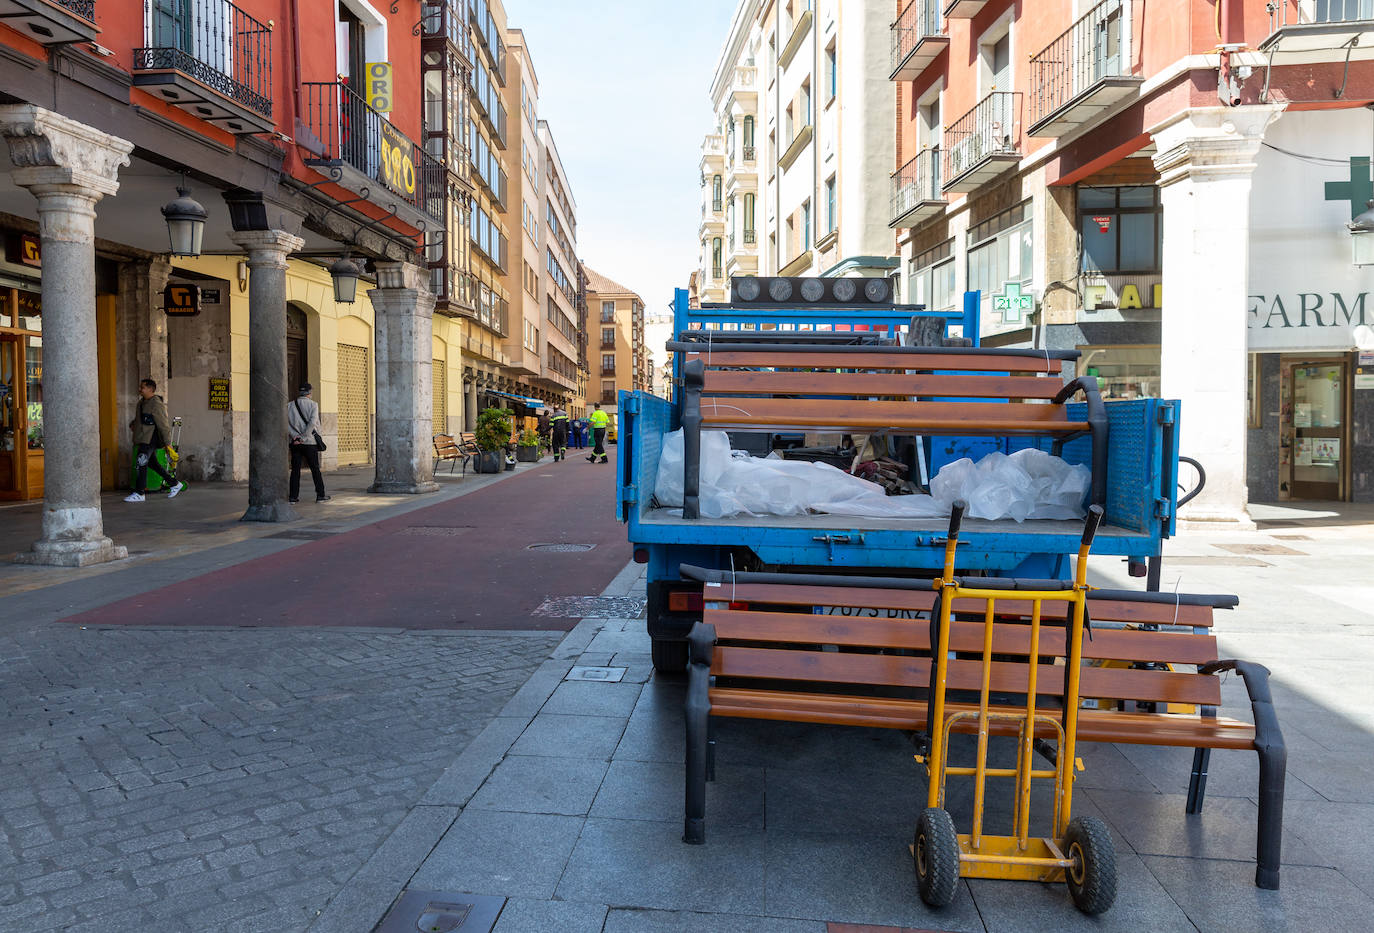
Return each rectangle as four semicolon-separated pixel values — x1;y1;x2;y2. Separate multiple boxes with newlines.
485;389;545;409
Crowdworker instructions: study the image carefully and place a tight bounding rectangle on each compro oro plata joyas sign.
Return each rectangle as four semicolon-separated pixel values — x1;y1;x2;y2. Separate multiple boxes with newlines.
380;122;416;197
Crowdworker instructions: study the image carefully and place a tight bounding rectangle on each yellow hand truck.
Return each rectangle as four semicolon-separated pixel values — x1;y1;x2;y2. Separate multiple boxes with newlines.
913;499;1116;915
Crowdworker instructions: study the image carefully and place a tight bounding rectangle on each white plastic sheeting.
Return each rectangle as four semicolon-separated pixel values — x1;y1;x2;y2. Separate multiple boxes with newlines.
654;430;1091;522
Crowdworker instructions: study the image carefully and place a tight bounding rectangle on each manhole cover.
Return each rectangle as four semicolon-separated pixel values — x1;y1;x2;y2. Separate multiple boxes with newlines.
527;542;595;552
567;666;627;682
1215;543;1306;556
376;890;504;933
400;526;472;537
265;530;338;541
533;595;647;618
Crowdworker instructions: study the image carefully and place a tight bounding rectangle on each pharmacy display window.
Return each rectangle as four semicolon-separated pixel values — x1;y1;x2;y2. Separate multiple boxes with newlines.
1075;344;1160;400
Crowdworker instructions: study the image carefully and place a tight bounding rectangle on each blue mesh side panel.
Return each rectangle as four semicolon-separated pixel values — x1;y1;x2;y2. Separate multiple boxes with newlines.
628;392;674;521
1060;399;1154;533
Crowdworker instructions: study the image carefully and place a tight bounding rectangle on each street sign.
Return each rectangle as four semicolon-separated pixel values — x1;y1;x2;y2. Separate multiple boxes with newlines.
164;283;200;316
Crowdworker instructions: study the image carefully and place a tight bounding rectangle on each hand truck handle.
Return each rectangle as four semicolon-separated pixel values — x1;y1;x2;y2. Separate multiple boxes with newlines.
947;499;966;541
1081;504;1104;547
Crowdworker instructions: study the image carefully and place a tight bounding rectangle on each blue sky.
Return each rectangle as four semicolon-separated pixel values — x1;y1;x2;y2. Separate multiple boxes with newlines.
505;0;737;331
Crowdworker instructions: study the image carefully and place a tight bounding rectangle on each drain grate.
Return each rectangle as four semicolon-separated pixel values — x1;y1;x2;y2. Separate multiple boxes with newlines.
533;595;647;619
265;529;339;541
1215;543;1306;556
399;525;473;537
376;890;504;933
527;542;595;552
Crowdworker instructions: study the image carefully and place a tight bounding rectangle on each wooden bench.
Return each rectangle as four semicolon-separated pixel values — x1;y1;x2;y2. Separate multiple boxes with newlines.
433;432;479;476
679;564;1285;890
668;341;1107;519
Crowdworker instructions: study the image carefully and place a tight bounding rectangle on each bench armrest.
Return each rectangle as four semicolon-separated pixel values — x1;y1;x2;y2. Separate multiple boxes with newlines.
1052;375;1108;508
682;358;706;519
686;620;717;666
1198;659;1284;754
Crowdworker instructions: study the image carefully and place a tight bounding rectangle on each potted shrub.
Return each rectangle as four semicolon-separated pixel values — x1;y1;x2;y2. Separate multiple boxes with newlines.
516;428;541;462
473;407;512;474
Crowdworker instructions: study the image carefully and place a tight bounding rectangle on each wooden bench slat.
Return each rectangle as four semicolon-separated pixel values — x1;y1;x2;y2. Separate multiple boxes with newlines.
701;398;1072;425
685;350;1066;373
703;370;1065;400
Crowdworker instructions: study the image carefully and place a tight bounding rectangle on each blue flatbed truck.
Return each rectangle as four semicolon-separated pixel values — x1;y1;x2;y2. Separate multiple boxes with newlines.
617;286;1184;672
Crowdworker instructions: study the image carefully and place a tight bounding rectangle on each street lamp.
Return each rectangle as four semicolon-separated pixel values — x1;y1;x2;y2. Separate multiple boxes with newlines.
1350;199;1374;265
330;255;361;303
160;184;207;258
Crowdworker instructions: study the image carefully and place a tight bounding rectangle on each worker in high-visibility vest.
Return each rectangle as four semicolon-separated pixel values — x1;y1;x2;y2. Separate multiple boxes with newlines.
586;403;610;464
549;407;569;462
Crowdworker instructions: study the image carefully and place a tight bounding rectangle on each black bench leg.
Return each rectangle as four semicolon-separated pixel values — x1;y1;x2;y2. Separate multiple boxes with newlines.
1185;747;1211;814
1255;731;1286;890
683;621;716;845
706;717;717;783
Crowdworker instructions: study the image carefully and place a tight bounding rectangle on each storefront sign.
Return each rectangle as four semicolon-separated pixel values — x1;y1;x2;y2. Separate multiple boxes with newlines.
366;61;392;113
17;234;39;267
208;377;230;411
163;283;200;317
379;121;416;197
992;282;1033;323
1091;215;1112;234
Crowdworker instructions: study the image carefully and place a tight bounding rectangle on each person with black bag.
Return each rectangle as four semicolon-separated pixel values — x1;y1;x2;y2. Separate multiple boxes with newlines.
287;383;330;503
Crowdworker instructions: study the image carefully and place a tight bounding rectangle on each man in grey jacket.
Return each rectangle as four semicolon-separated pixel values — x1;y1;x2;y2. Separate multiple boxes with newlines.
126;378;184;502
287;383;330;503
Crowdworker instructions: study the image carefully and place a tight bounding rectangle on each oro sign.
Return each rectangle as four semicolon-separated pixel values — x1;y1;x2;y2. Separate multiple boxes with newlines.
380;121;416;197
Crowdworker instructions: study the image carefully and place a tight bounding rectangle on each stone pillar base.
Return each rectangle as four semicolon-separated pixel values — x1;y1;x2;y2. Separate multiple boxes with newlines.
368;480;440;495
241;502;299;523
13;538;128;567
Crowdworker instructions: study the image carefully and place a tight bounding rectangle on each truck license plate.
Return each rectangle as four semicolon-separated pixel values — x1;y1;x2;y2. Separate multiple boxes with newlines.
815;605;920;619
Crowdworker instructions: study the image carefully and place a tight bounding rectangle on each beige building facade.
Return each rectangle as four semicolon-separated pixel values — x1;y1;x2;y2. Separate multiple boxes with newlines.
582;265;647;426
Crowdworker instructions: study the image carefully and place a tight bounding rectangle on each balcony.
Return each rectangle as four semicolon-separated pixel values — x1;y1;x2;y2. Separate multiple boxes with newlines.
300;82;445;228
778;124;814;170
728;66;758;107
942;92;1022;193
1028;1;1141;137
420;1;464;50
943;0;989;16
601;340;616;350
890;147;944;228
742;145;756;162
1260;1;1374;55
890;1;948;81
133;0;272;135
743;230;757;245
0;0;97;45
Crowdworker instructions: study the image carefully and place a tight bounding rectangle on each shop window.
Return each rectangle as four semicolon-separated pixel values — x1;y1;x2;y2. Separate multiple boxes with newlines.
909;239;956;313
1076;344;1161;401
967;201;1032;317
1079;186;1162;275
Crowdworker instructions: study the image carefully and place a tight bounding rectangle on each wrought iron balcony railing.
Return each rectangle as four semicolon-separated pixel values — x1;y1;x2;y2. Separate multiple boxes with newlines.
301;82;444;223
890;147;943;227
1028;0;1139;136
57;0;95;22
134;0;272;120
890;0;947;81
743;230;757;245
942;92;1022;192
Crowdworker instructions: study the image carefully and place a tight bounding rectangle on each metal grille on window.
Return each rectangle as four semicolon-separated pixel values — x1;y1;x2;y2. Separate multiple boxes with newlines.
433;360;447;437
337;343;371;460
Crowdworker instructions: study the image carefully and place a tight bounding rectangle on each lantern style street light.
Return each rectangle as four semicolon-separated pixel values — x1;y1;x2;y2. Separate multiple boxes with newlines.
330;255;361;304
161;185;207;258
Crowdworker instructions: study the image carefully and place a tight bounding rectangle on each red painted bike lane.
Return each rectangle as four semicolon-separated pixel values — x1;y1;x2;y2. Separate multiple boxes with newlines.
62;453;630;632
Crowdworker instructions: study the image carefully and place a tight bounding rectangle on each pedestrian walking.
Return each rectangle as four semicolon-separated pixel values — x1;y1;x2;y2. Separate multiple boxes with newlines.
550;406;569;461
575;416;589;449
586;402;610;464
287;383;331;503
125;378;185;502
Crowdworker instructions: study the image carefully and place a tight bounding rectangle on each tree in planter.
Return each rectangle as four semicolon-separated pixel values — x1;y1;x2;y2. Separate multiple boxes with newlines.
516;428;541;462
473;408;513;473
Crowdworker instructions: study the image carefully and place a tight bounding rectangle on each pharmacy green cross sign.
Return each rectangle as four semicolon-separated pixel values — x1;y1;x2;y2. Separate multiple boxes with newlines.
993;282;1033;323
1325;156;1373;221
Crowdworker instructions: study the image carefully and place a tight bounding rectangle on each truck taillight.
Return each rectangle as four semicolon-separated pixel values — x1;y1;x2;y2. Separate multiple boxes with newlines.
668;591;703;612
728;601;750;611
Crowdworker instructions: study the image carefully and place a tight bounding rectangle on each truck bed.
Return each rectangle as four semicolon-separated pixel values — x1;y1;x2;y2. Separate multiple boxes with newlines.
637;507;1136;537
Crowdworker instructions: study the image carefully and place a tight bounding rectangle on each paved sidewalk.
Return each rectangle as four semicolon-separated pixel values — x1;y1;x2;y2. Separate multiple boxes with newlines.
320;504;1374;933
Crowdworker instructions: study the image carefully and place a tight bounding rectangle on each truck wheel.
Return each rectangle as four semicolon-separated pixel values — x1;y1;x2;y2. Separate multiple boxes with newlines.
913;807;961;908
1064;816;1117;915
651;638;688;673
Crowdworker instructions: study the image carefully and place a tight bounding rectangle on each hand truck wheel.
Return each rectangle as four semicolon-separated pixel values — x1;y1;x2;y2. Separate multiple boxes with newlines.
1064;815;1117;915
913;807;960;908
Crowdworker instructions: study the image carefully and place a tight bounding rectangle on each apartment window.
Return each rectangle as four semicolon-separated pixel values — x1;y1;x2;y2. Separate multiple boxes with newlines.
824;177;836;234
968;201;1033;317
602;354;615;371
601;300;615;322
801;80;812;125
712;174;722;211
602;327;614;347
784;216;795;262
711;237;723;277
984;31;1012;92
785;104;794;145
802;199;812;252
524;319;538;352
1079;187;1162;275
825;44;837;101
743;193;755;238
743;115;754;148
909;239;957;312
523;260;537;296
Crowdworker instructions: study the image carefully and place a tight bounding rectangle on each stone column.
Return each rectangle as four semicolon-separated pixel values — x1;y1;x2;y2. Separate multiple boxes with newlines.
369;261;439;494
231;230;305;522
116;258;172;480
1150;104;1285;527
0;105;132;566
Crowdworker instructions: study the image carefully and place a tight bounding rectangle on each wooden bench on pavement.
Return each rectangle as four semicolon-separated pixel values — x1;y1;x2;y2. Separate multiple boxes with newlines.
678;564;1285;890
433;432;479;476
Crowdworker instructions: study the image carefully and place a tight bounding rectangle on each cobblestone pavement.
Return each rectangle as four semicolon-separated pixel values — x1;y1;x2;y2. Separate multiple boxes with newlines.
0;624;560;933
